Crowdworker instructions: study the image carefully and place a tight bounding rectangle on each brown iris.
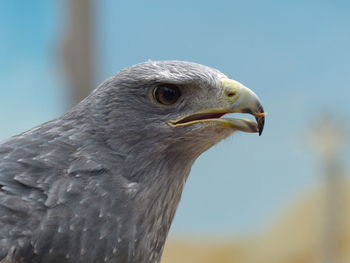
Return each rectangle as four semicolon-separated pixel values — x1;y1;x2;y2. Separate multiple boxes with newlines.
153;84;181;105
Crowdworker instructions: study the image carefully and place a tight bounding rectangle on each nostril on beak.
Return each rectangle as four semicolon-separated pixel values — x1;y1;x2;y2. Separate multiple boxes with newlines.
225;88;237;98
226;91;236;97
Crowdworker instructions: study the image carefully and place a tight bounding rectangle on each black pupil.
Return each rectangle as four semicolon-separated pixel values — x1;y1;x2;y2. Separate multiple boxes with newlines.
162;87;176;101
155;85;180;105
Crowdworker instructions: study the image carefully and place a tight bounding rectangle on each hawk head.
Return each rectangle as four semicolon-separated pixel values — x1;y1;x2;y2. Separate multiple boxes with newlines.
85;60;265;159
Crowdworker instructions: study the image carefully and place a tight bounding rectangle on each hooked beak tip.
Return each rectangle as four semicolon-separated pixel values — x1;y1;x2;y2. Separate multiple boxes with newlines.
257;116;265;136
255;105;265;136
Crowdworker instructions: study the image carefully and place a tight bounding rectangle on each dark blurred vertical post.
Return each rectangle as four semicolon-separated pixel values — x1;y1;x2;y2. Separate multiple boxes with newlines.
62;0;94;107
311;118;345;263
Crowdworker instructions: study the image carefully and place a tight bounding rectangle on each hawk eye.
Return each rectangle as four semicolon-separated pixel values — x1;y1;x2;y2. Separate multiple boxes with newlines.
153;84;181;105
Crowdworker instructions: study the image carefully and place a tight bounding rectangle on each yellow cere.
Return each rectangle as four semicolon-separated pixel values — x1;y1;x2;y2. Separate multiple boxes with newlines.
220;78;242;103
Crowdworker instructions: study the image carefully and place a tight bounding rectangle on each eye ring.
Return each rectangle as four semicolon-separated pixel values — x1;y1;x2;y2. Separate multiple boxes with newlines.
153;84;182;105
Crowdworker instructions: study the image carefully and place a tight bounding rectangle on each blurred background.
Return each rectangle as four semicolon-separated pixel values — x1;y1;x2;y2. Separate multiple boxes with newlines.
0;0;349;262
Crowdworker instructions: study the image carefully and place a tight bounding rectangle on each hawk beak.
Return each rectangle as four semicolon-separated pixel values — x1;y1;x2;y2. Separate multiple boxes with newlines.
221;79;265;135
169;78;266;136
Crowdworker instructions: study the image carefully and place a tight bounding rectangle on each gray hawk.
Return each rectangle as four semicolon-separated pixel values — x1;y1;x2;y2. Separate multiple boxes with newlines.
0;61;265;263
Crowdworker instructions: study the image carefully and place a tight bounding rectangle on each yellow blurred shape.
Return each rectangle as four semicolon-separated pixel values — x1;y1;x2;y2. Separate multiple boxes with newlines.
162;239;249;263
246;181;350;263
162;180;350;263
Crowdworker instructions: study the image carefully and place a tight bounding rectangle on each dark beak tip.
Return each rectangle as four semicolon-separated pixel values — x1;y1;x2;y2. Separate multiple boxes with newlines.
256;116;265;136
255;102;265;136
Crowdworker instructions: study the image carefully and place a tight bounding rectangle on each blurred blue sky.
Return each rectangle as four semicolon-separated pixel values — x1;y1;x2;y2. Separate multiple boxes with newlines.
0;0;349;236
